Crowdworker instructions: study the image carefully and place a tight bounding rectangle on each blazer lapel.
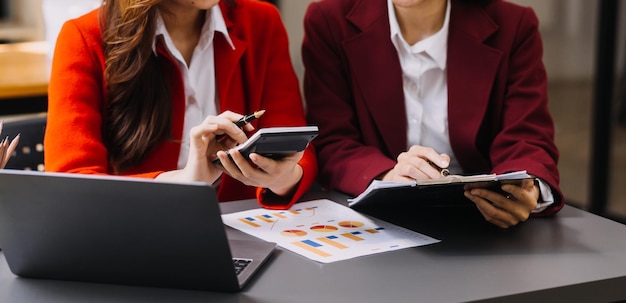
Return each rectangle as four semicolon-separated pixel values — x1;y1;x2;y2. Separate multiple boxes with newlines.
447;1;501;168
215;4;247;114
343;0;407;157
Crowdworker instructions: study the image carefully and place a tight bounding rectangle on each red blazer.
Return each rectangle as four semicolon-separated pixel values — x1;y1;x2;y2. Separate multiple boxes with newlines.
302;0;563;215
45;0;317;209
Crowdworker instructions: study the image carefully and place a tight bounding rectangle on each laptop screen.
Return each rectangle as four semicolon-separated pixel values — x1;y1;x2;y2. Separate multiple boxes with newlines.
0;170;274;291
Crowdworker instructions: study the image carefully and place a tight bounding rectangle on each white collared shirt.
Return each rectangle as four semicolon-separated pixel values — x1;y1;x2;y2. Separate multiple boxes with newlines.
388;0;461;175
153;6;235;169
387;0;553;211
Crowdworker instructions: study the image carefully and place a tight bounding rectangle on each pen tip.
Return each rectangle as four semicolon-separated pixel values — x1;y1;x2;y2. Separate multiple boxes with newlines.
254;110;266;118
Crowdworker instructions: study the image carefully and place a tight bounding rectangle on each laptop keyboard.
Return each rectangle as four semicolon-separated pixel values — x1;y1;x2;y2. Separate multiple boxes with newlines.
233;258;252;275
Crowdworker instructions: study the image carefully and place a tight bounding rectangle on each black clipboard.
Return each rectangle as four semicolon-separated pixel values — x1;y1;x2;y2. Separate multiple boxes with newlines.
348;171;533;211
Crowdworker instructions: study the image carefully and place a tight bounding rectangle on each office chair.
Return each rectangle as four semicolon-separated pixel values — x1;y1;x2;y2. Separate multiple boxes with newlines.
1;113;47;171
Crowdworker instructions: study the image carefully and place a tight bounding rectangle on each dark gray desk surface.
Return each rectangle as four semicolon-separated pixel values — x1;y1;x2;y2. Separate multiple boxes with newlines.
1;190;626;303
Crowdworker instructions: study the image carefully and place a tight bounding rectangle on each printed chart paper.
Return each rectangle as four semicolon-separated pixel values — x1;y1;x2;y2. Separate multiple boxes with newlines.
222;199;440;263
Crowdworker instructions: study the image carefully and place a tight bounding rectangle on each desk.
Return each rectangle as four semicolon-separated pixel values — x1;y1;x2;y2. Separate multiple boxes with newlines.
1;191;626;303
0;41;50;99
0;40;50;114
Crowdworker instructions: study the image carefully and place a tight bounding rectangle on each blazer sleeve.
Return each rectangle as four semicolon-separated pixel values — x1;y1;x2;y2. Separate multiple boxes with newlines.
302;2;397;196
487;7;564;215
249;3;317;209
45;16;160;179
46;19;110;175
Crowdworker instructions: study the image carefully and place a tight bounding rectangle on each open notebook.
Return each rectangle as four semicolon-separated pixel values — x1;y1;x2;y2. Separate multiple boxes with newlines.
0;170;275;292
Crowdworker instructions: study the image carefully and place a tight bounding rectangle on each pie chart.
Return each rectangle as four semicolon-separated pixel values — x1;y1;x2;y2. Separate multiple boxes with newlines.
338;221;364;228
281;230;307;237
310;225;338;232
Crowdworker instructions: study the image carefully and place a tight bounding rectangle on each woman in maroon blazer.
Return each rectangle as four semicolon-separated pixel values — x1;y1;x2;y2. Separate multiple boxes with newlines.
45;0;317;209
302;0;563;227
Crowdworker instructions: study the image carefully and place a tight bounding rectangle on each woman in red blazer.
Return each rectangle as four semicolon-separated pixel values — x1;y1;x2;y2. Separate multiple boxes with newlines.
303;0;563;227
45;0;317;209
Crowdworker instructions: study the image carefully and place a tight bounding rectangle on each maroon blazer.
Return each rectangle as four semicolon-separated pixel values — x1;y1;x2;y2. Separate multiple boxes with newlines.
302;0;563;215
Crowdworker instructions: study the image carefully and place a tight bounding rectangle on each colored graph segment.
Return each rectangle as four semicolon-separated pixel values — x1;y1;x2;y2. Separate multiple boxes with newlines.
317;237;349;249
310;225;338;232
293;240;331;257
239;217;260;227
281;230;307;237
342;232;364;241
338;221;364;228
256;215;274;223
273;212;288;218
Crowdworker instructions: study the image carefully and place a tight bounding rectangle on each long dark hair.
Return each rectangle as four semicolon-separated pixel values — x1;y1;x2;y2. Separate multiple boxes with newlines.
100;0;236;173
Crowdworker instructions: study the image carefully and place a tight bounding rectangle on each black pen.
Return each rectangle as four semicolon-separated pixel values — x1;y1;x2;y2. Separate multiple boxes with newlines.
426;159;450;177
233;110;265;128
216;110;265;141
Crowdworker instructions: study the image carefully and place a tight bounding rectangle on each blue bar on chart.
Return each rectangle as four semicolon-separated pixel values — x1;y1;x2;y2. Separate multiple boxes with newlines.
293;239;331;257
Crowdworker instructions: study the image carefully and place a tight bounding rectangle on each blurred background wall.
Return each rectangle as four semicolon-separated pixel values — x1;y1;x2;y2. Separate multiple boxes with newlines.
279;0;626;83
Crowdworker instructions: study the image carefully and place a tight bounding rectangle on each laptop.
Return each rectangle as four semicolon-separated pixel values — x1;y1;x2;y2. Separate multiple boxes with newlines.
0;169;276;292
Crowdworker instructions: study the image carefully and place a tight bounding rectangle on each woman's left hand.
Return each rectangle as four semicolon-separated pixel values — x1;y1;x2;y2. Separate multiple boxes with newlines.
464;178;539;228
216;150;304;196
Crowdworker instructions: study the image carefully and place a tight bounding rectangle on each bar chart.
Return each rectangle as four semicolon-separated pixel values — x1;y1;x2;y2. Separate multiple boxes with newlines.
222;199;440;263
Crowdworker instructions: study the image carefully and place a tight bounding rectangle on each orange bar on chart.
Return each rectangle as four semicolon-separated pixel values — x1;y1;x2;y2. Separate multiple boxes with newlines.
238;218;261;227
273;212;288;218
255;215;274;223
341;232;364;241
293;241;331;257
317;237;348;249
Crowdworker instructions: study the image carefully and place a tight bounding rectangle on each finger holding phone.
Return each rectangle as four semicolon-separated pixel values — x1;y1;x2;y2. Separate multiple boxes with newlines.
220;148;305;197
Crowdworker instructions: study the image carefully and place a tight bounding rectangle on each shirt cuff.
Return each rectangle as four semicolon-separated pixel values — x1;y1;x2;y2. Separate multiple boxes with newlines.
532;178;555;213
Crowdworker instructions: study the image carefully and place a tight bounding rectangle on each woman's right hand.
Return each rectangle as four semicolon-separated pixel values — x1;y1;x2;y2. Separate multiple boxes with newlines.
156;111;253;184
380;145;450;182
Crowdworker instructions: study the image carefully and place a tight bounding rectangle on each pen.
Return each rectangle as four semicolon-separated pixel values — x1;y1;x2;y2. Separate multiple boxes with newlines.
233;110;265;128
216;110;265;141
426;159;450;177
